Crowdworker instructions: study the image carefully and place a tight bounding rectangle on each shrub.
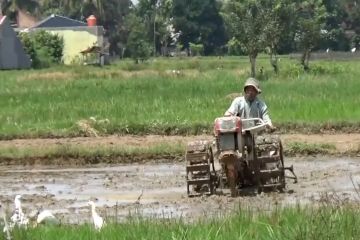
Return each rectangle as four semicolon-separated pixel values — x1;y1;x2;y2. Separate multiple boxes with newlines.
189;43;204;56
352;34;360;49
19;32;38;67
309;63;345;75
126;14;152;63
33;30;63;63
19;30;64;68
127;38;152;63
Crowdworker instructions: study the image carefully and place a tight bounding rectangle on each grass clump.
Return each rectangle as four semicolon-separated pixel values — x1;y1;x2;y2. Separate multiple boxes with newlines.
285;142;336;156
0;142;185;165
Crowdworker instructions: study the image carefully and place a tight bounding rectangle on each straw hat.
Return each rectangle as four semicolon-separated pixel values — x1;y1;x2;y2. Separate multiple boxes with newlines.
243;77;261;94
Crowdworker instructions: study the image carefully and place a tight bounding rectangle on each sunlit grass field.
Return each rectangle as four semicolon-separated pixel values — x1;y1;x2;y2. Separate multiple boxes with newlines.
0;56;359;138
2;205;360;240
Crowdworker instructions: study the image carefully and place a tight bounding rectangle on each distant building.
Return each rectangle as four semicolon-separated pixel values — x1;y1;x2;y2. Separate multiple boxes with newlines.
32;14;87;28
29;14;107;65
0;16;31;69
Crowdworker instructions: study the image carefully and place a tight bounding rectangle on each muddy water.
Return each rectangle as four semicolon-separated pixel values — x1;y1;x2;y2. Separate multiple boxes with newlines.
0;157;360;224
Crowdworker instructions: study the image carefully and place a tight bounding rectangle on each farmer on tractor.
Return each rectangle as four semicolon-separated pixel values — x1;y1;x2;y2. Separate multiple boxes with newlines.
224;77;276;131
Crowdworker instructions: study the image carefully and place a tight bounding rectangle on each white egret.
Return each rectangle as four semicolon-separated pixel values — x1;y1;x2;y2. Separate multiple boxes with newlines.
351;47;356;53
10;195;28;228
36;210;59;225
87;201;105;231
14;195;21;212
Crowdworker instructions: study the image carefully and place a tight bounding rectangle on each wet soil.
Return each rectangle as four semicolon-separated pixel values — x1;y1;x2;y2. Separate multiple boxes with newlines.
1;156;360;225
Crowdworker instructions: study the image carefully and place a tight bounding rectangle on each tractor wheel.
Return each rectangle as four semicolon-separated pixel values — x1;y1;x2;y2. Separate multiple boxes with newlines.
185;141;215;196
226;162;238;197
256;135;286;191
278;142;286;190
208;146;216;194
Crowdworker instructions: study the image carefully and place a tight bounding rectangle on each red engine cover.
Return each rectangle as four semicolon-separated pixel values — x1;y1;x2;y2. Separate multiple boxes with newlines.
214;116;242;136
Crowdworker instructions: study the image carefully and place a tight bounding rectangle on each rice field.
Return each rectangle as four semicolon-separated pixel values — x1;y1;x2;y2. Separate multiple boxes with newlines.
1;56;359;239
0;56;359;138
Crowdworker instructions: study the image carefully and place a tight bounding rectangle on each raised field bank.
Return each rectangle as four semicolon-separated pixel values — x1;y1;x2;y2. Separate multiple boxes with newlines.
1;57;360;239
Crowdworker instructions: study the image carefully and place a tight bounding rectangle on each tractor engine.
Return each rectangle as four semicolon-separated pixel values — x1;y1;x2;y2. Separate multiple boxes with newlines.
214;116;243;157
213;116;255;195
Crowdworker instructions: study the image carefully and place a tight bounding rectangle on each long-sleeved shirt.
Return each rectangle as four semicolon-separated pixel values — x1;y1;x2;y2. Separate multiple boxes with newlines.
224;96;272;127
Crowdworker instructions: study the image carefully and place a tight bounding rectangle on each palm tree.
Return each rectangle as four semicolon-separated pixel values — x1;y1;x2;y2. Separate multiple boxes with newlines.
54;0;105;21
86;0;105;17
1;0;39;26
2;0;39;15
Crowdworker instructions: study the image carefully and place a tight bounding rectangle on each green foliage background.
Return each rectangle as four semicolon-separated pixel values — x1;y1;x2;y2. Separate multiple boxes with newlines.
19;30;64;68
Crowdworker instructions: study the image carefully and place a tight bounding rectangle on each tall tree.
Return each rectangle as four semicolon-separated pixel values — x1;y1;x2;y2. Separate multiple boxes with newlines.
263;0;296;73
222;0;274;77
172;0;227;55
125;12;152;62
340;0;360;48
137;0;160;56
40;0;65;16
85;0;105;17
40;0;82;19
101;0;132;56
1;0;39;19
157;0;175;56
320;0;349;51
294;0;327;70
136;0;174;56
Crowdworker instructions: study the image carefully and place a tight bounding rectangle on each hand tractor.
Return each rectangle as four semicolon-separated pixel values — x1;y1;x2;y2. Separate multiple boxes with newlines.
185;116;297;197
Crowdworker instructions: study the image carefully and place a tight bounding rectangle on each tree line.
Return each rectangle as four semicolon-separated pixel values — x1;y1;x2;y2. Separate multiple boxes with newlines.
1;0;359;74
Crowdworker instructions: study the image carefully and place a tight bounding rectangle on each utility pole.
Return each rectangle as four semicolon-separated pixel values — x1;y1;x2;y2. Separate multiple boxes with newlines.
153;1;157;57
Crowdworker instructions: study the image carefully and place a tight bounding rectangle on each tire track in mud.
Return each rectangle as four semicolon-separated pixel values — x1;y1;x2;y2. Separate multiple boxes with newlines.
0;156;360;224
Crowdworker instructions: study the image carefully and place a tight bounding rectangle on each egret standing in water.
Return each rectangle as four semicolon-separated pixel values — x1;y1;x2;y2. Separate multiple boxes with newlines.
10;195;28;228
87;201;105;231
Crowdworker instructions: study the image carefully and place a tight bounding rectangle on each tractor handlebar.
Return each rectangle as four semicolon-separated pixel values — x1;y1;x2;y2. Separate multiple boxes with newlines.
241;118;268;134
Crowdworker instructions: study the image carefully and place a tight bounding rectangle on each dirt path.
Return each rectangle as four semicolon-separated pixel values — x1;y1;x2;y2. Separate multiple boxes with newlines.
0;156;359;225
1;133;360;154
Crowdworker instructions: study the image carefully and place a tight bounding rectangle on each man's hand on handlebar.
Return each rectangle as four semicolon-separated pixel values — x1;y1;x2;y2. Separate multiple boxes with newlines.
267;124;277;133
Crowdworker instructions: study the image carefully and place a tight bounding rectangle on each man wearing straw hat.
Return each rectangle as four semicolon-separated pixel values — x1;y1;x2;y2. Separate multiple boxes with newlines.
224;77;276;131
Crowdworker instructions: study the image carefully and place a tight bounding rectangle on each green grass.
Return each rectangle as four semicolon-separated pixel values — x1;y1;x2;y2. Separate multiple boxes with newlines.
0;139;345;164
0;142;185;164
285;142;337;156
3;205;360;240
1;57;360;138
